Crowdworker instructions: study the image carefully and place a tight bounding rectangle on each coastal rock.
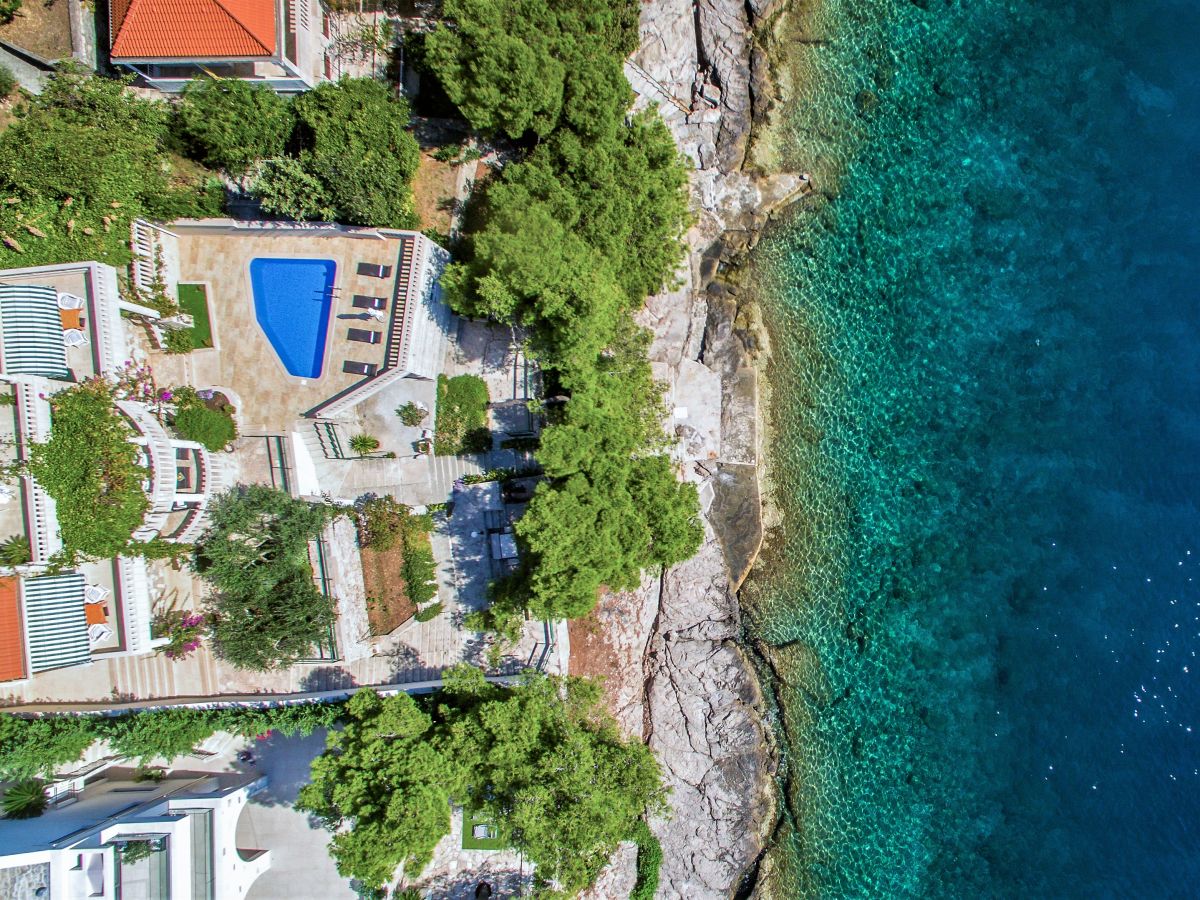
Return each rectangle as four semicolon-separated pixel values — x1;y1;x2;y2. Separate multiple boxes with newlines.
578;842;639;900
646;530;774;898
606;0;798;896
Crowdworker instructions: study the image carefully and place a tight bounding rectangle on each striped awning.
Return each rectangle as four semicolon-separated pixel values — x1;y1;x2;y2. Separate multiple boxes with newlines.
0;284;70;379
22;572;91;673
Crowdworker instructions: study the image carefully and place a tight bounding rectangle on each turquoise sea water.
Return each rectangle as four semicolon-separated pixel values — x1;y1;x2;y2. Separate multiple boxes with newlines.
750;0;1200;896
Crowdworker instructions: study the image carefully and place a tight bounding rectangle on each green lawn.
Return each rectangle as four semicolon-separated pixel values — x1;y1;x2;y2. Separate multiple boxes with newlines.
461;808;506;850
434;374;491;455
177;283;213;349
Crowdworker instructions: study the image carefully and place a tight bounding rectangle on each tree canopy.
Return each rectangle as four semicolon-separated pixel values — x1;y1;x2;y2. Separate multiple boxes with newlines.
433;0;701;627
297;669;665;894
289;78;421;229
194;486;337;670
27;380;150;562
177;78;293;174
425;0;637;139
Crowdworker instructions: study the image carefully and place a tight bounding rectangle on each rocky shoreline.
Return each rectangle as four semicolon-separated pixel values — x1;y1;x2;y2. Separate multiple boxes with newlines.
573;1;806;896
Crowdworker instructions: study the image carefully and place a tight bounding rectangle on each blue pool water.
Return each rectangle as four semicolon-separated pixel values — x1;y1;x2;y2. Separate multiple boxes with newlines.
248;258;337;378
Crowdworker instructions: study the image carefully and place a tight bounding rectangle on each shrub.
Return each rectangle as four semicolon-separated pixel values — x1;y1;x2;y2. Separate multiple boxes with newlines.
172;391;237;452
177;78;293;174
0;534;30;567
162;327;193;354
629;820;663;900
354;495;406;551
348;434;380;457
433;374;490;455
401;514;437;606
414;601;442;623
0;63;16;98
395;401;427;427
0;67;211;269
254;156;336;221
1;778;46;819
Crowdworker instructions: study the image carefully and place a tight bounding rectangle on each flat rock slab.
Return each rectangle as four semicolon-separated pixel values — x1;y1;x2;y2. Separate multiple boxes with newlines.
707;463;763;590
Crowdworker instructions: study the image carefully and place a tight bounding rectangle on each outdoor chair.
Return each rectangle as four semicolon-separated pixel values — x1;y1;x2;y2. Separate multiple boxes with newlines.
57;292;86;310
347;328;382;344
87;623;113;644
63;329;88;347
351;295;387;310
343;360;378;377
84;584;111;604
357;262;393;278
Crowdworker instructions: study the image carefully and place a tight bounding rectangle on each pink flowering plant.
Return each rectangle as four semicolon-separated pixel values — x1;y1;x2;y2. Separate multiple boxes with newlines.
156;611;207;661
110;361;157;403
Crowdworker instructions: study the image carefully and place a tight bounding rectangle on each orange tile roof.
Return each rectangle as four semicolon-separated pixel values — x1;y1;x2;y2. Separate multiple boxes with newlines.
0;576;26;682
110;0;277;60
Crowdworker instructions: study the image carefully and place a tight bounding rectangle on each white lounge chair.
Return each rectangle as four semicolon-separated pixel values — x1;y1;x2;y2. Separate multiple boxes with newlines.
84;584;110;604
63;329;88;348
57;292;86;310
87;623;113;644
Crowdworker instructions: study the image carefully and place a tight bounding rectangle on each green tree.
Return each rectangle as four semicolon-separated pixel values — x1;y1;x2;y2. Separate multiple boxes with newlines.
290;78;420;229
195;486;337;670
0;715;97;778
103;708;217;764
301;672;665;895
27;380;150;561
177;78;293;174
1;778;47;818
437;668;666;893
395;402;426;427
425;0;637;139
253;157;335;221
297;689;455;887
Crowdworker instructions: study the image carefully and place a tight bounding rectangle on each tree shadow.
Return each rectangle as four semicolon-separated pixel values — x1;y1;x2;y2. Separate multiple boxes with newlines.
298;666;359;693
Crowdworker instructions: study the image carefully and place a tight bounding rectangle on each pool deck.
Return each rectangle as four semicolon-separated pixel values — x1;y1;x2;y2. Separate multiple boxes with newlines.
152;232;405;433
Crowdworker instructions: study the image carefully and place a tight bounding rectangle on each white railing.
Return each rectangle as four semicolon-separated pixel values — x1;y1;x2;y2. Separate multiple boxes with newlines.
91;263;127;376
307;366;408;420
118;555;154;654
116;401;177;539
13;378;61;564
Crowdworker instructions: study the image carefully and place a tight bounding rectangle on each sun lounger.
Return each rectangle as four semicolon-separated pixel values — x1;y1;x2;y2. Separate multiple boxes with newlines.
347;328;382;344
84;584;111;604
357;262;393;278
343;360;378;377
352;295;387;310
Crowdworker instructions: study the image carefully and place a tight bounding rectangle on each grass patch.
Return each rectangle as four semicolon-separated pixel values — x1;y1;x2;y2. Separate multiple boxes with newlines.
177;283;213;349
434;374;490;455
461;807;506;850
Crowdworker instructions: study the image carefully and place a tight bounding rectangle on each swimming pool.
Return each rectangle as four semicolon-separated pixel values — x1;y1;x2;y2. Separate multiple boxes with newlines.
249;258;337;378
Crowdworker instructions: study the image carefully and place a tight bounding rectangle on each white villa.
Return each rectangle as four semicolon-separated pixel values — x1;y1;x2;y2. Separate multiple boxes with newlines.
109;0;338;94
0;769;270;900
0;261;235;684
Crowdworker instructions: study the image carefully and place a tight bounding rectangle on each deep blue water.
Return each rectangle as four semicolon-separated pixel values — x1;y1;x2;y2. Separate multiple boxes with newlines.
249;257;337;378
751;0;1200;896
